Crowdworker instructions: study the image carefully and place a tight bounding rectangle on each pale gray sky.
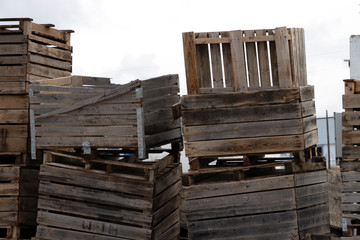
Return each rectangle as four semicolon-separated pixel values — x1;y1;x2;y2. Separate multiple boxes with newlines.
1;0;359;117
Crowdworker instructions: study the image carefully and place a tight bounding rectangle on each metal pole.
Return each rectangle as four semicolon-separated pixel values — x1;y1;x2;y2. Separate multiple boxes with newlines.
326;110;331;169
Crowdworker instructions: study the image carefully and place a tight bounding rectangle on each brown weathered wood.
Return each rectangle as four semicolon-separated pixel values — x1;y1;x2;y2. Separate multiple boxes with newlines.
256;30;271;87
275;27;293;88
183;32;200;94
209;32;223;88
244;30;259;88
229;30;247;91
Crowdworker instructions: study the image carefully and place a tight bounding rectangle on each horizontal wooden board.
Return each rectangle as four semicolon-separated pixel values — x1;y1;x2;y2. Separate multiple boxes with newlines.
184;118;305;142
36;225;128;240
299;85;315;101
35;114;137;126
341;161;360;172
183;174;295;200
0;196;18;211
28;41;72;62
297;204;329;231
0;43;27;55
0;182;19;196
0;125;27;138
301;100;316;117
0;55;27;65
0;82;27;94
0;137;27;152
29;34;72;51
38;180;153;211
182;103;303;126
141;74;179;91
294;170;327;186
35;125;137;137
0;212;17;227
182;188;296;221
0;65;26;77
0;166;20;181
39;165;154;197
0;95;28;109
187;211;299;240
37;211;151;240
342;111;360;126
36;136;138;148
342;146;360;160
31;22;71;43
29;54;72;71
145;128;182;147
0;34;27;43
27;63;71;78
0;110;28;123
181;87;301;110
295;183;328;209
185;134;305;157
343;130;360;145
341;192;360;203
38;196;152;228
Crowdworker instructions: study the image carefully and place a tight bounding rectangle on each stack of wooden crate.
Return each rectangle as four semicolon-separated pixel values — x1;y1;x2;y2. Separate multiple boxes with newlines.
341;79;360;238
180;27;329;239
0;18;73;239
28;74;183;239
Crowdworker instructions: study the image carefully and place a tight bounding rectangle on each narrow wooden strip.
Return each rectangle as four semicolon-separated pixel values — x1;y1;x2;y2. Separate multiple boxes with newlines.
209;32;224;88
275;27;293;88
244;30;259;88
256;30;271;87
183;32;200;94
229;30;247;91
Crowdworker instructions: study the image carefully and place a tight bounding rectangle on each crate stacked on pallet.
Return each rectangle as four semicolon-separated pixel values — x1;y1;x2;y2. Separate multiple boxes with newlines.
0;18;73;239
34;150;182;240
29;74;183;239
0;18;73;163
179;27;329;239
341;79;360;238
29;74;182;159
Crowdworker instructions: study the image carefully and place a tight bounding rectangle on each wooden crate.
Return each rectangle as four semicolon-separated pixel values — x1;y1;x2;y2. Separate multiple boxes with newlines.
29;74;182;159
0;166;39;239
0;18;73;163
180;85;318;161
182;27;307;94
35;150;182;240
0;18;73;89
181;170;330;240
341;79;360;238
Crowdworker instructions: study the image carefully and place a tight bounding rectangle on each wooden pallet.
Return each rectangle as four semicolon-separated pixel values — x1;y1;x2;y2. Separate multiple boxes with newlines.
29;74;182;159
0;166;39;240
341;79;360;237
179;85;317;159
181;170;330;240
183;27;307;95
35;151;182;240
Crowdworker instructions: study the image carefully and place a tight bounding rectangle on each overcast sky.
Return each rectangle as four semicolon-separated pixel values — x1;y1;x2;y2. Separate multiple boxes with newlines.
1;0;359;117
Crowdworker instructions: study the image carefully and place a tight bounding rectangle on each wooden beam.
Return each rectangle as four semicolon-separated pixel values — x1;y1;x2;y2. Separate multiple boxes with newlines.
183;32;200;94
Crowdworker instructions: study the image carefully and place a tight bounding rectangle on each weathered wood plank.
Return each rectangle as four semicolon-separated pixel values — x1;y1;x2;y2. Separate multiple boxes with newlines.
28;41;72;62
0;95;29;109
275;27;293;88
0;65;26;77
185;134;305;157
0;110;28;124
256;30;271;87
209;32;223;88
183;32;200;94
182;103;302;126
229;30;247;91
244;30;259;88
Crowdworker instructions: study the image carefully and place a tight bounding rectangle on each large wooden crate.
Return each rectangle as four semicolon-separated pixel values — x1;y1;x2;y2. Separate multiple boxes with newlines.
182;27;307;94
181;170;330;240
180;85;317;160
0;18;73;163
341;79;360;238
0;165;39;239
29;74;182;159
35;150;182;240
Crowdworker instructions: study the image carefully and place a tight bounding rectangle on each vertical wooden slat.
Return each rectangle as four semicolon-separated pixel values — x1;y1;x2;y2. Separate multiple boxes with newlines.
275;27;293;88
298;28;308;86
269;30;279;87
256;30;271;87
244;30;259;88
289;28;299;87
221;32;234;88
195;33;211;88
183;32;200;94
229;30;247;91
209;32;224;88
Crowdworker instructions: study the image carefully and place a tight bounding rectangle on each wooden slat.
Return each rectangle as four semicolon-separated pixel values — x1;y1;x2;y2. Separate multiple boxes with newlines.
183;32;200;94
182;103;302;126
256;30;271;87
0;95;28;109
27;63;71;78
220;32;234;88
0;34;27;43
275;27;293;88
229;30;247;91
29;34;71;51
0;43;27;55
0;82;27;94
184;118;304;142
269;29;279;86
29;54;72;71
0;110;28;124
185;134;305;157
181;87;301;110
0;55;27;65
35;126;137;137
209;32;223;88
244;30;259;88
28;41;72;62
0;65;26;77
343;94;360;109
